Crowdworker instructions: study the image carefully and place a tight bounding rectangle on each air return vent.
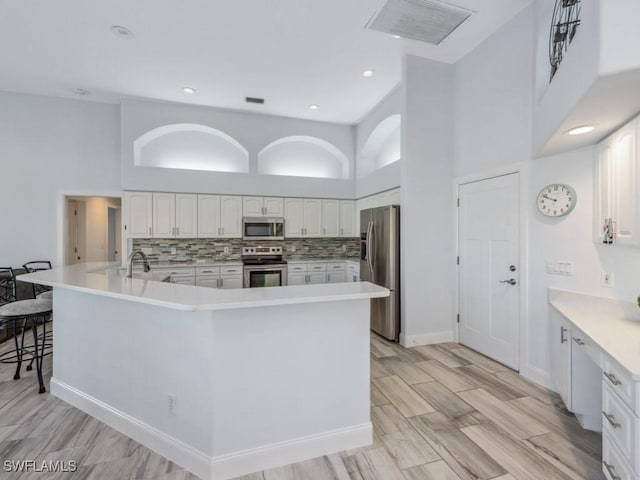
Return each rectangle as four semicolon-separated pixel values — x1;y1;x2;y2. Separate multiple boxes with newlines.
246;97;265;104
366;0;474;45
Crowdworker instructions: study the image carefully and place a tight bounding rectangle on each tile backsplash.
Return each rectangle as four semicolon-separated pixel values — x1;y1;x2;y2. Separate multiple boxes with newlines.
131;237;360;262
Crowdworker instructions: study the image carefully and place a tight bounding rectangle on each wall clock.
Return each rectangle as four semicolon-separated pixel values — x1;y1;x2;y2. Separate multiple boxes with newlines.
537;184;577;217
549;0;582;82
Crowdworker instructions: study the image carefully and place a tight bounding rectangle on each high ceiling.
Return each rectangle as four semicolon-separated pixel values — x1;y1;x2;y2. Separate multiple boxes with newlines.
0;0;531;124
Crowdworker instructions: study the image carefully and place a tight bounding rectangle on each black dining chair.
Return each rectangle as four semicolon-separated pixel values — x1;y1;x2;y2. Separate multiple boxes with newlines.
22;261;52;298
0;267;52;393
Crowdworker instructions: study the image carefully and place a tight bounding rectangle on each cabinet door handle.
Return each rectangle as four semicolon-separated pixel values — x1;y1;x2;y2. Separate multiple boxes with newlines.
603;461;621;480
149;227;152;236
323;228;326;235
221;227;224;235
604;371;622;386
603;412;622;429
340;228;343;236
176;227;179;235
572;337;585;346
560;326;567;344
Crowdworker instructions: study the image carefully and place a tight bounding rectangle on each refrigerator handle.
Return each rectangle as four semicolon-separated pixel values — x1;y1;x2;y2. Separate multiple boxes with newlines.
367;221;374;274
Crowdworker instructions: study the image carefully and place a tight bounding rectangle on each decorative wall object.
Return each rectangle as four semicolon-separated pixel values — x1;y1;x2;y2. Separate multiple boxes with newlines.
549;0;581;82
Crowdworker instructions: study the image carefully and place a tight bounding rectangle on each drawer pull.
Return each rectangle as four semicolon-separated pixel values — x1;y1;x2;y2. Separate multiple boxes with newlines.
572;337;585;346
604;372;622;386
560;326;567;344
603;461;621;480
603;412;622;429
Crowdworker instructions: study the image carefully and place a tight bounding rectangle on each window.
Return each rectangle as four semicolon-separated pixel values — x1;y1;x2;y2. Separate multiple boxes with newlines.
134;124;249;173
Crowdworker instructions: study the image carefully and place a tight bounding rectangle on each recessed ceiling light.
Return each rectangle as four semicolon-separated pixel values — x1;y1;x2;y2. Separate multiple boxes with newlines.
309;105;319;111
565;125;595;136
73;88;90;96
111;25;134;39
183;86;196;94
362;70;375;78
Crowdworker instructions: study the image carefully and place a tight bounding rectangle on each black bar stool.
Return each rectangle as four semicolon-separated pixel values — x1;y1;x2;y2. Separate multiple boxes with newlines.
22;261;53;298
0;268;52;393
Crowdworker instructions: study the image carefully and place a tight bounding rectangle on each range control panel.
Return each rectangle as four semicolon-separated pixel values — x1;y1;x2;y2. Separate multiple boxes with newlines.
242;246;283;256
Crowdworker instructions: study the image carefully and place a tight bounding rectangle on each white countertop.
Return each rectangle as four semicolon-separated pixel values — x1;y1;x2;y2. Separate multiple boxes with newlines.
19;263;388;312
549;288;640;379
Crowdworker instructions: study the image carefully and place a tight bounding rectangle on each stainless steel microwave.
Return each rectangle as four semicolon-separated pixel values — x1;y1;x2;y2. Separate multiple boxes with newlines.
242;217;285;240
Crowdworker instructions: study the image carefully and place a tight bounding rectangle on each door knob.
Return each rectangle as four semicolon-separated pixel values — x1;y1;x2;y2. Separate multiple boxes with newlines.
499;279;517;286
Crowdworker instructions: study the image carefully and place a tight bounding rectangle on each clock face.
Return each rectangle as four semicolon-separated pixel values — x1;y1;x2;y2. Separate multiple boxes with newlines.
537;184;577;217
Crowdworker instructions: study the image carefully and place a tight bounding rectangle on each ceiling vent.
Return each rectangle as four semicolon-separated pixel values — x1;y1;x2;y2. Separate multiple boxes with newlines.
366;0;474;45
246;97;265;104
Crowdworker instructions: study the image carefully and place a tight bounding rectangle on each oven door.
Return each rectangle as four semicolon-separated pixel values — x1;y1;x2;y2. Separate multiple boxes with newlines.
242;218;284;240
243;265;288;288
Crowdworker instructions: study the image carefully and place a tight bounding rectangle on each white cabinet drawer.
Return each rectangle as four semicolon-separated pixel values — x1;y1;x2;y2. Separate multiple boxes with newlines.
326;262;345;271
288;264;307;272
308;263;327;271
603;383;639;471
347;262;360;272
327;272;346;283
196;267;220;276
155;267;196;277
603;355;637;412
220;275;243;289
603;432;639;480
220;265;242;275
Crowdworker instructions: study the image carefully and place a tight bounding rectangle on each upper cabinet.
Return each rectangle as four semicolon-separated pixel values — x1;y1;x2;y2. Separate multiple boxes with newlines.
595;116;640;246
322;200;340;237
339;201;356;237
197;195;242;238
242;196;284;217
124;192;153;238
152;193;197;239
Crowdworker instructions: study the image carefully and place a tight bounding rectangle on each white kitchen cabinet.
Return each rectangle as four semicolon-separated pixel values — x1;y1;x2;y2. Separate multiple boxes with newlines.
198;195;221;238
196;276;219;288
304;199;323;237
175;194;198;238
595;117;640;246
220;275;243;289
307;272;326;284
152;193;197;238
550;311;572;409
171;276;196;285
340;200;356;237
220;196;242;238
152;193;176;238
570;333;603;430
243;196;284;217
327;272;346;283
322;200;340;237
287;272;307;286
124;191;153;238
284;198;323;238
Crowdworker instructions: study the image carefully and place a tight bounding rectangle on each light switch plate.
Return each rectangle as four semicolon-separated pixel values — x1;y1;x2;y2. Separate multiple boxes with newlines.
546;260;574;277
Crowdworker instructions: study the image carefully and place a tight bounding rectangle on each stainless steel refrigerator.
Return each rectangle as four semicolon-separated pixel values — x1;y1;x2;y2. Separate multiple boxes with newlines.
360;205;400;341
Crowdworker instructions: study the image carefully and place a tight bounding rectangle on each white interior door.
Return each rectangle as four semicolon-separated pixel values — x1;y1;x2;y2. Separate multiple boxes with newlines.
458;173;519;370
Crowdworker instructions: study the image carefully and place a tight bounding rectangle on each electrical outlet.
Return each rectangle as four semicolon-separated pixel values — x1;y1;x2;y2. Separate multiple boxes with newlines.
168;394;177;415
601;272;614;288
170;247;177;255
223;247;230;254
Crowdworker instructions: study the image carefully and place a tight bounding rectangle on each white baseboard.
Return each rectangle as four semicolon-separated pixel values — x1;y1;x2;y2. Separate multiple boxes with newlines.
51;378;212;479
399;331;454;347
51;378;372;480
519;364;553;391
210;423;372;480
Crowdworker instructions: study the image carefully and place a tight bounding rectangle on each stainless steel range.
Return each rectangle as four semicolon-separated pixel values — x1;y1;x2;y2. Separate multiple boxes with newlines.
242;246;288;288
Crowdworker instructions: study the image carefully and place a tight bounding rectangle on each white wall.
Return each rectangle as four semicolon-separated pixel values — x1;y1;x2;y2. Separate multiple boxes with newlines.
121;99;356;199
454;7;533;178
355;88;402;198
0;91;120;267
400;55;455;346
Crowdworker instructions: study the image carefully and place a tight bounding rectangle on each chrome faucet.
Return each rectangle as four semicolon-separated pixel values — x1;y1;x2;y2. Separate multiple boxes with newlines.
127;250;151;278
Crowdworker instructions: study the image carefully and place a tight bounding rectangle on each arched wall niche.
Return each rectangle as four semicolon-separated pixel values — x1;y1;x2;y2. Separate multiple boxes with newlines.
358;115;401;178
134;123;249;173
258;136;350;179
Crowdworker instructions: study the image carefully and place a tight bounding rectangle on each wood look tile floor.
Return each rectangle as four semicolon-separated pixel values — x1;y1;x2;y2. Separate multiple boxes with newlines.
0;333;605;480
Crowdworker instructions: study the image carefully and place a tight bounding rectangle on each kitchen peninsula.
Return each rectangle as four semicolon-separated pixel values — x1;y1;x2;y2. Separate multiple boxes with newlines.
20;263;388;480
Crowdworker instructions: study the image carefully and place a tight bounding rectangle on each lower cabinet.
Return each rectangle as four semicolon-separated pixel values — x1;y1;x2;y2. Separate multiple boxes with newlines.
327;272;346;283
171;276;196;286
287;262;357;285
288;273;307;286
220;275;242;289
550;311;572;409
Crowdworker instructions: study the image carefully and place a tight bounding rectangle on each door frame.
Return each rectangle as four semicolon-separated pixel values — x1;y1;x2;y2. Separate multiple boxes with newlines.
453;163;529;373
56;190;123;266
